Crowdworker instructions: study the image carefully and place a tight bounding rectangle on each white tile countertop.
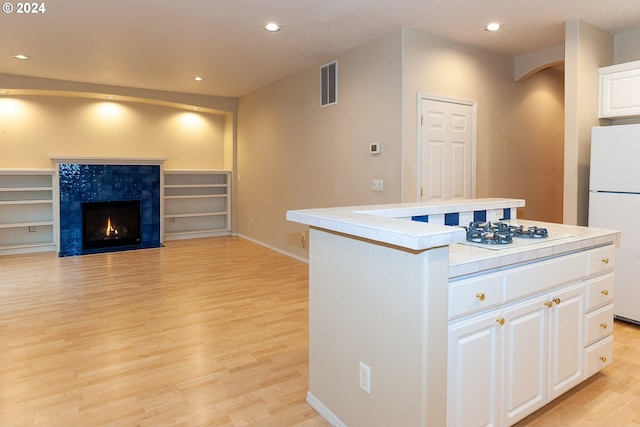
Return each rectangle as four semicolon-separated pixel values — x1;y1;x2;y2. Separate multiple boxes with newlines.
286;199;620;277
286;198;524;251
449;219;620;278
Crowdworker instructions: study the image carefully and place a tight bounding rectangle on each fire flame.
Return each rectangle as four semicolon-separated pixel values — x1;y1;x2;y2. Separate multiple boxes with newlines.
105;216;118;237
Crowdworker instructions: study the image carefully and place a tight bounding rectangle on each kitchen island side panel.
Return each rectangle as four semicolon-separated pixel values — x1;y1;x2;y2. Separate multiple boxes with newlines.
307;227;450;427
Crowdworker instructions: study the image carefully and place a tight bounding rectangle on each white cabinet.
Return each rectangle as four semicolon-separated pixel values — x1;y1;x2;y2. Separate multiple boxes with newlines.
163;170;231;241
502;293;548;426
585;335;613;379
599;60;640;119
503;283;585;426
587;245;615;276
448;272;502;320
546;284;585;401
0;169;56;255
583;245;615;378
447;245;614;427
447;309;503;427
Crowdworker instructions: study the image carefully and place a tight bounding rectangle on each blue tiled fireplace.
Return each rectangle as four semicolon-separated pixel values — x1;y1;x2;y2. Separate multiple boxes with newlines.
57;162;162;256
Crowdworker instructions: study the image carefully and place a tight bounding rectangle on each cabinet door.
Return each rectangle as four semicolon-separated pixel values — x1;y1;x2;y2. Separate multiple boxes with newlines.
448;311;503;427
502;296;548;426
599;63;640;118
547;283;585;401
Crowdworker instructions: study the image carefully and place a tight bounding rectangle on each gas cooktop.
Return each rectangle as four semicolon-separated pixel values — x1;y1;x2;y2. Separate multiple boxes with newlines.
459;221;572;250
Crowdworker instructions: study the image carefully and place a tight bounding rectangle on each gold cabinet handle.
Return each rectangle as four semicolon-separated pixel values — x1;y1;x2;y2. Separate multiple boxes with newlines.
544;300;553;308
601;289;609;296
600;356;608;363
602;258;610;264
600;322;608;329
553;297;561;305
476;292;486;301
496;317;505;326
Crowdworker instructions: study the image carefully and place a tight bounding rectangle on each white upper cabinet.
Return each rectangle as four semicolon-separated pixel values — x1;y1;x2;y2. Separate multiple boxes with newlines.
599;60;640;119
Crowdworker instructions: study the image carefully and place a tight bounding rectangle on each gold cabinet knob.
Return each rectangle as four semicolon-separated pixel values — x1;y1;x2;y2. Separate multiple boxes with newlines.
600;356;608;363
544;300;553;308
496;317;505;326
601;289;609;296
602;258;610;264
553;297;561;305
600;322;608;329
476;292;486;301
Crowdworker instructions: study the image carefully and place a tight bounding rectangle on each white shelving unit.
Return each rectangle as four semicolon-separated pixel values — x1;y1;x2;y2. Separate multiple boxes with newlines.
0;169;56;255
163;170;231;241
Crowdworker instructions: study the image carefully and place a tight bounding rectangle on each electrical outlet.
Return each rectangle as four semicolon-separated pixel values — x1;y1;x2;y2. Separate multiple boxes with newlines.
359;361;371;394
168;217;175;223
28;225;36;232
371;179;383;192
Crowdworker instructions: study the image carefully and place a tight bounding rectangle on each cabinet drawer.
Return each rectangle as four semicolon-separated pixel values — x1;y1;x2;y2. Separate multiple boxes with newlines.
588;245;615;277
586;273;615;311
585;304;614;347
503;252;587;302
448;273;502;319
585;335;613;378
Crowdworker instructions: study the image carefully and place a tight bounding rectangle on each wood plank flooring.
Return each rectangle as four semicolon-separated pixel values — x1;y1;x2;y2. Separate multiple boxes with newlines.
0;237;328;427
0;236;639;426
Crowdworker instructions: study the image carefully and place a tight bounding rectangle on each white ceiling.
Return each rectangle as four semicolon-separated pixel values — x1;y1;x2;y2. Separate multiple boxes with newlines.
1;0;640;98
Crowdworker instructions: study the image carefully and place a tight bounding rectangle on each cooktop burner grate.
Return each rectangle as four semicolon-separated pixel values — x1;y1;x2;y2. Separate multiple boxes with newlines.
508;225;548;239
464;221;548;245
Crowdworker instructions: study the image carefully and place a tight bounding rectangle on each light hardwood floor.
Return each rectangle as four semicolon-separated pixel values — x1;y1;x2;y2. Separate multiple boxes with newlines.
0;237;328;427
0;236;639;426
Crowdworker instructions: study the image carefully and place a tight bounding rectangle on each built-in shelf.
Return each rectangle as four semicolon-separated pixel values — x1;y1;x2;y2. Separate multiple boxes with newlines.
0;220;54;228
0;169;56;255
0;167;232;254
163;170;231;241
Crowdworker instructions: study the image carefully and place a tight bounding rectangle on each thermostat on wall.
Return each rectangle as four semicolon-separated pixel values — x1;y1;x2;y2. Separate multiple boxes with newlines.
369;143;381;154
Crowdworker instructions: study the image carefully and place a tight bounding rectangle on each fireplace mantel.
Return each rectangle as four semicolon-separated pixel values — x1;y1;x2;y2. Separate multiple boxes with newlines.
50;156;167;166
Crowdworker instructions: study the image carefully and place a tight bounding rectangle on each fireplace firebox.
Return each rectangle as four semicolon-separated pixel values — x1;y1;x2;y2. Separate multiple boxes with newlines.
82;200;141;250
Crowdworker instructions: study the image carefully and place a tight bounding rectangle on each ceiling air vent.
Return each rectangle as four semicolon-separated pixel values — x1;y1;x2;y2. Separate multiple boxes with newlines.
320;61;338;107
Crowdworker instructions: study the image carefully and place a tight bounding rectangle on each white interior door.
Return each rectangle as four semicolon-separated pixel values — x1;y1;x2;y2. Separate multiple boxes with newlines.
419;96;475;201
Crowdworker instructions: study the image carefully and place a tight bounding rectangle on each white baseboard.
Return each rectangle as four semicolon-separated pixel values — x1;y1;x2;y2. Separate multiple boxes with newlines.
237;234;309;264
306;391;346;427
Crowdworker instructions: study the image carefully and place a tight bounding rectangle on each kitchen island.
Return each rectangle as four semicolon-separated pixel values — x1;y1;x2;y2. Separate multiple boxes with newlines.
286;199;620;427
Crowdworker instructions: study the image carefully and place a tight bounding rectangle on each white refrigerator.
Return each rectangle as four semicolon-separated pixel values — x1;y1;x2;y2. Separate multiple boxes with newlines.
589;123;640;325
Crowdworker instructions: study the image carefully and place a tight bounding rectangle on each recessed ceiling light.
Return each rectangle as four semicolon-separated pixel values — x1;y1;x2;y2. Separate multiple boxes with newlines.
264;23;281;32
12;54;30;60
193;76;204;82
485;23;502;32
0;90;9;94
191;107;200;111
105;95;116;99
